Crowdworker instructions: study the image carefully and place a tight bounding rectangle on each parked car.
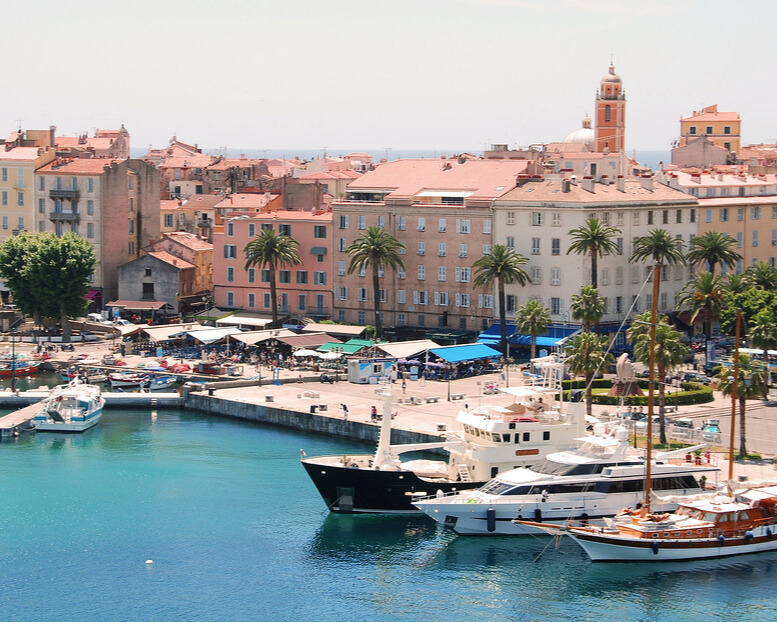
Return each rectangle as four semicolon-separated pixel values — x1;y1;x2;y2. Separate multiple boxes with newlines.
670;418;695;429
679;372;712;385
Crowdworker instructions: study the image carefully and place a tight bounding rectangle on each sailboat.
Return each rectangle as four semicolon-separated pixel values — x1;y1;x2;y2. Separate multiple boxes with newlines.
522;299;777;561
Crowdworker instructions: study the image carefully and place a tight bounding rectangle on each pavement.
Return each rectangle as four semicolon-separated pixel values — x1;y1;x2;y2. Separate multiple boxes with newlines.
9;334;777;482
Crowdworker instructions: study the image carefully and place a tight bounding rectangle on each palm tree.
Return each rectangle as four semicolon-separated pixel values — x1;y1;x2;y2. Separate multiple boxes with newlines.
744;261;777;291
565;332;612;419
717;353;768;458
749;310;777;353
566;217;621;288
515;299;551;360
244;227;301;324
675;272;725;341
629;315;689;444
570;285;604;332
725;273;749;295
473;245;529;353
685;231;742;275
629;228;686;305
346;226;405;340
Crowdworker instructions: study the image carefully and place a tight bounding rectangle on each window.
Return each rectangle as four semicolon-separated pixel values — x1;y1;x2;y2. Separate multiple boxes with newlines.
279;224;291;236
418;314;426;326
128;241;135;255
397;215;406;230
773;229;777;246
337;261;346;276
483;219;492;234
397;313;406;325
1;168;6;181
706;126;713;134
87;223;93;238
459;243;468;257
417;217;426;232
456;267;471;283
278;270;291;284
720;208;728;222
434;292;448;306
550;268;561;286
261;270;271;282
358;288;368;302
163;213;173;227
357;215;366;230
338;287;349;301
531;212;543;226
601;268;609;286
38;176;45;191
506;236;515;249
358;311;366;325
397;269;406;280
227;222;234;236
142;282;154;300
378;289;387;303
246;293;255;308
223;244;237;258
4;215;10;229
263;293;271;308
676;209;682;224
689;126;696;135
397;290;405;304
633;212;640;226
481;294;494;309
128;197;134;212
314;272;326;285
506;295;516;313
753;230;759;247
314;225;327;238
1;191;6;205
552;213;561;227
18;169;26;187
705;209;712;223
737;232;743;248
459;293;471;308
600;212;610;226
752;206;762;220
531;238;540;255
482;244;491;255
227;267;235;282
615;296;623;314
296;271;308;284
377;216;385;229
616;237;623;254
338;238;347;252
647;211;654;225
615;267;623;285
38;198;46;214
506;211;515;225
551;238;560;255
605;105;611;123
438;242;446;256
438;218;447;232
660;292;668;311
457;219;471;233
724;126;731;135
17;192;24;207
438;266;447;281
247;268;256;283
338;214;349;229
418;265;426;280
298;294;307;311
551;297;561;314
690;208;696;223
531;267;541;284
616;212;624;227
417;241;426;255
737;207;744;221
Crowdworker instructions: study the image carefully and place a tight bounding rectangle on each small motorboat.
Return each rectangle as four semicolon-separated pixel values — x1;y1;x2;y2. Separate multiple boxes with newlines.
32;380;105;433
143;376;178;391
108;372;149;388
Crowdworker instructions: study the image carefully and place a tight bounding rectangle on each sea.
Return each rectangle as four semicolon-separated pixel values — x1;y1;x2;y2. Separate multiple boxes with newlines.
3;378;777;621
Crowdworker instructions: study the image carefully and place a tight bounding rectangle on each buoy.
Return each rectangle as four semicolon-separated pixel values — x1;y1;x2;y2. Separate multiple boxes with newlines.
145;559;153;565
486;507;496;532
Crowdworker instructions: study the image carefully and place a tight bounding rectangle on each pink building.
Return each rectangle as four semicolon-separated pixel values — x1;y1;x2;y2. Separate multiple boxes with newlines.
212;210;333;318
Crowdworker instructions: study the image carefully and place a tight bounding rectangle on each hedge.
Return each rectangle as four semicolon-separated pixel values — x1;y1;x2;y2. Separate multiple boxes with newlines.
562;382;714;406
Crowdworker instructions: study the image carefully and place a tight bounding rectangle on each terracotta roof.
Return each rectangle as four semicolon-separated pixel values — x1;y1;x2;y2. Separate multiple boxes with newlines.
156;154;214;169
160;232;213;251
0;147;47;161
299;170;362;180
37;158;120;175
206;158;265;171
179;194;223;210
147;251;195;270
344;158;530;200
682;111;740;123
497;178;695;204
160;200;179;211
215;193;275;210
227;210;331;222
56;136;114;150
665;170;777;188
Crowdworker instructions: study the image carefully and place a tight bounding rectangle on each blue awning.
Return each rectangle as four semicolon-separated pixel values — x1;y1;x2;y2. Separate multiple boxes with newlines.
478;322;579;347
310;247;328;256
430;343;502;363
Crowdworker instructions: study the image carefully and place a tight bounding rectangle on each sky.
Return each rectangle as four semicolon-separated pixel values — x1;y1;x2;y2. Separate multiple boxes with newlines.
4;0;776;156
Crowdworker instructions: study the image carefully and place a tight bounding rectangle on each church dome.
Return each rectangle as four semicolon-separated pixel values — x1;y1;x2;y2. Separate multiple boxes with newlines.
563;115;595;146
602;64;622;84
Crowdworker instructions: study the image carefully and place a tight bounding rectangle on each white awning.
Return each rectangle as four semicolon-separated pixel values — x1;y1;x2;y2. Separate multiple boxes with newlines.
185;327;243;344
230;328;297;346
216;315;272;328
498;386;558;398
415;190;474;198
143;323;204;342
302;323;366;337
376;339;440;360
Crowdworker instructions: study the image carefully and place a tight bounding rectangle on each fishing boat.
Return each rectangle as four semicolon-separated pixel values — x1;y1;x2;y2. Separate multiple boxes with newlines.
107;372;149;388
0;354;40;376
301;356;587;513
32;380;105;432
413;424;718;535
60;367;107;384
142;375;178;391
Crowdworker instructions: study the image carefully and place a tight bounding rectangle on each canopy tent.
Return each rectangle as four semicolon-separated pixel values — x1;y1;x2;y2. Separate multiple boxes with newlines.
293;349;320;357
107;300;174;312
477;322;580;348
302;323;366;338
317;342;364;355
430;343;502;364
375;339;440;360
499;386;559;398
216;314;273;329
116;324;148;338
143;323;203;342
191;307;233;323
318;351;342;360
185;327;243;344
276;333;335;349
740;347;777;356
230;328;297;346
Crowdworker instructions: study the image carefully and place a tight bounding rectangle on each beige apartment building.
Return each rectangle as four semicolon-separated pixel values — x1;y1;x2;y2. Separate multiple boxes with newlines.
331;158;533;338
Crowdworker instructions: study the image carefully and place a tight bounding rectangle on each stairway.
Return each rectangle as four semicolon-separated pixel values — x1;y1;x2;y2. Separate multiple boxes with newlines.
457;463;472;482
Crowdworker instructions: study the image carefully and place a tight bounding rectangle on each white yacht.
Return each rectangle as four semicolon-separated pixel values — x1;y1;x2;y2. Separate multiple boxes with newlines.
32;380;105;433
413;424;719;535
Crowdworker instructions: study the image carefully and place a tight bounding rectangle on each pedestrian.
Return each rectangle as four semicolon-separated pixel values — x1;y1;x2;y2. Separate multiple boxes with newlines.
370;405;378;422
342;404;348;420
401;379;407;394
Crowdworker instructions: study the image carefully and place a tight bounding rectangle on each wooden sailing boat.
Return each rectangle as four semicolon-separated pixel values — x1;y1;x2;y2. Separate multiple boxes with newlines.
530;305;777;561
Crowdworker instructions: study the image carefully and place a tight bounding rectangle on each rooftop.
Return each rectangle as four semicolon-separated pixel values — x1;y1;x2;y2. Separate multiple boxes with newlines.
37;158;121;175
147;251;195;270
497;178;695;205
160;231;213;251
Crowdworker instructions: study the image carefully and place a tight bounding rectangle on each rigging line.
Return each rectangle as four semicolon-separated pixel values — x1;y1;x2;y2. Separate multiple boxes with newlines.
580;269;654;397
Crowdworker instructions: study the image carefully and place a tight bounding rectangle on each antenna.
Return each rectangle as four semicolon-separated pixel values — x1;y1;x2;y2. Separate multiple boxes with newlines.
608;48;615;65
14;119;22;131
382;147;392;161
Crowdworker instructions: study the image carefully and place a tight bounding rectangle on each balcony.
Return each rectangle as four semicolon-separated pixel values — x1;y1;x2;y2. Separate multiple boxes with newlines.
49;210;80;222
198;218;214;228
49;189;80;201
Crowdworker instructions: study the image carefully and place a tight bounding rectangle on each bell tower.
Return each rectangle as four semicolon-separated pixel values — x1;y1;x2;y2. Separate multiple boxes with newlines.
595;65;626;153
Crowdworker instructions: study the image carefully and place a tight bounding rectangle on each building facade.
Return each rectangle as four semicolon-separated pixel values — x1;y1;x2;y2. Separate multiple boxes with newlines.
678;105;741;154
595;65;626;153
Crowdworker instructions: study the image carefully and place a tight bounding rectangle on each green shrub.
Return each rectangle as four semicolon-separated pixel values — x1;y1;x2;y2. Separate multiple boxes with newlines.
571;382;714;407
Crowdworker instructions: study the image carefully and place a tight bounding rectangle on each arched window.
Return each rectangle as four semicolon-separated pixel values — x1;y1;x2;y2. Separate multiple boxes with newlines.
605;105;611;123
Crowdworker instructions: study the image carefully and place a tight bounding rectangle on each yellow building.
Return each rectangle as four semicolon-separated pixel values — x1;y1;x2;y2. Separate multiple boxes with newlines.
0;145;56;242
679;104;741;154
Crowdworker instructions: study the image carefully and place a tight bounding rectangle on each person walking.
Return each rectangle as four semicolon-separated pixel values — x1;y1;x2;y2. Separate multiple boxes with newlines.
401;379;407;394
341;404;349;420
370;405;378;422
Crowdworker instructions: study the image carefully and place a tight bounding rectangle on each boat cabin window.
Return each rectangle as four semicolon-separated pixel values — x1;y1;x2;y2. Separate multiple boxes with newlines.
738;511;751;521
523;432;530;442
532;459;608;476
502;434;511;442
492;434;501;442
490;467;499;478
702;512;719;522
543;431;550;441
514;433;520;444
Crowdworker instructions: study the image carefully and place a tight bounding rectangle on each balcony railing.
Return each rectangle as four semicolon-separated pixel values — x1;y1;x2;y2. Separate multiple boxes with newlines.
49;210;80;222
49;189;80;201
198;218;214;228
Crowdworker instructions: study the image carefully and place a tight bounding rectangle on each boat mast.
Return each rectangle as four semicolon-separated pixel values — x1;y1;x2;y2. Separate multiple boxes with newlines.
728;309;741;482
644;261;660;514
372;386;396;470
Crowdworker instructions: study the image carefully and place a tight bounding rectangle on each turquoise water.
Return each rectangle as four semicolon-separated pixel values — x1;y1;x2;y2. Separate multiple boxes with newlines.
2;408;777;621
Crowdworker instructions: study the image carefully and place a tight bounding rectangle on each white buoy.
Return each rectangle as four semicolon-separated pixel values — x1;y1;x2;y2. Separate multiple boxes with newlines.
145;559;153;565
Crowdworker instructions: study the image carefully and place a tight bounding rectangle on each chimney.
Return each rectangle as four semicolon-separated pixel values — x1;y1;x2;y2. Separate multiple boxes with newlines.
690;172;702;183
581;176;595;193
615;175;625;192
49;125;56;148
600;175;610;186
639;174;654;191
561;179;571;193
457;155;466;164
516;174;531;187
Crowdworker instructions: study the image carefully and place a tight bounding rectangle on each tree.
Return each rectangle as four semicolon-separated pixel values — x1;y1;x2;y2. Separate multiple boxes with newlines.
628;313;689;444
346;227;405;339
685;231;742;275
473;245;529;354
566;217;621;288
515;299;551;360
748;310;777;353
570;285;604;332
725;273;749;296
629;228;686;303
244;227;301;325
565;332;612;418
675;272;726;340
719;288;777;337
717;354;768;458
744;261;777;291
0;233;97;341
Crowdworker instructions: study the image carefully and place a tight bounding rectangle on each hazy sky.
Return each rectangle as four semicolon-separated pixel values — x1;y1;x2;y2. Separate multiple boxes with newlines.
5;0;774;155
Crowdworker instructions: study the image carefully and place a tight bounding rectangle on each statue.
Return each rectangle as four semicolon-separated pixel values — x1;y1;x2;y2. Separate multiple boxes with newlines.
608;353;644;397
